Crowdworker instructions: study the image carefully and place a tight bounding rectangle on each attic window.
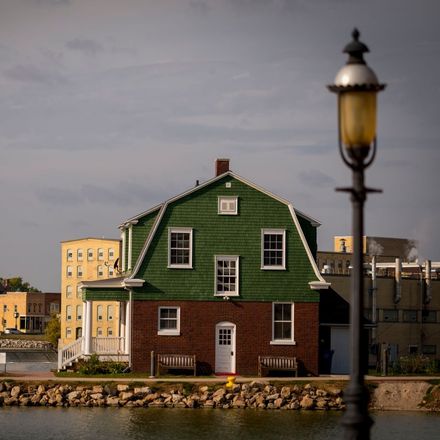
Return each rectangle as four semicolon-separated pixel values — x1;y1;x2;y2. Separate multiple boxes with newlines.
218;196;238;215
168;228;193;268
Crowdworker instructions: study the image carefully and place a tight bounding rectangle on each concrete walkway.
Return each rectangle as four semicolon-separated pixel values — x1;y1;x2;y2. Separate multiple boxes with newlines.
1;371;439;383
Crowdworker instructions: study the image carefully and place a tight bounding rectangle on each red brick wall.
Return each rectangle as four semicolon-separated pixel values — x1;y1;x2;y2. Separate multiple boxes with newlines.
132;300;319;376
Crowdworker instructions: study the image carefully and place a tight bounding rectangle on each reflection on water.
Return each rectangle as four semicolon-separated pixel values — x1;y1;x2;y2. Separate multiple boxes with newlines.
3;407;440;440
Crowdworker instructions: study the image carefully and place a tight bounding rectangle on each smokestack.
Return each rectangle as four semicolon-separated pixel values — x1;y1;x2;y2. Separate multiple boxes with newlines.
425;260;432;304
394;257;402;303
371;255;377;343
215;158;230;177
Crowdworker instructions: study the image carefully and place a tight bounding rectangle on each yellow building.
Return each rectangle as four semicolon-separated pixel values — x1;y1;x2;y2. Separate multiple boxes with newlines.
60;237;120;346
0;291;60;334
334;235;417;260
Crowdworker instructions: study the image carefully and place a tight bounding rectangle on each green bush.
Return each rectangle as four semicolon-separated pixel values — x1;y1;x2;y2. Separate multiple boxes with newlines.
77;354;127;375
392;354;438;375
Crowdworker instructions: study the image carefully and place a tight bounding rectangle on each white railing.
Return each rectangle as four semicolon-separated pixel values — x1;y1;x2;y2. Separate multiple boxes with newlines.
92;337;125;354
58;337;84;370
58;336;126;370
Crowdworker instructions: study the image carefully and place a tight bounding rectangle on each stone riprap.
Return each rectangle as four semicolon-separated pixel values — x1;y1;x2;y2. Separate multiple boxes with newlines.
0;339;53;350
0;381;345;410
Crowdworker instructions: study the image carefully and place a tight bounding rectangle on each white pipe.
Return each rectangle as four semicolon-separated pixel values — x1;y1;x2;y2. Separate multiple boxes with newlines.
394;258;401;303
371;256;377;342
425;260;432;303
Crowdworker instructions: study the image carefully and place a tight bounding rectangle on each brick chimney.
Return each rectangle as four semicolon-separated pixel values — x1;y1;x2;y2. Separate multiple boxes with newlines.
215;158;230;176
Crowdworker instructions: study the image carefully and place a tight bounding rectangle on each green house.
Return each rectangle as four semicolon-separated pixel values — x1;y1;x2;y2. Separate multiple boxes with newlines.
59;160;329;375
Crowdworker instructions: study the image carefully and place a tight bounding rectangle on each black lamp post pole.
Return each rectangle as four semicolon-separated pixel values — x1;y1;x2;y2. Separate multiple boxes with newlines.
339;161;373;439
328;29;386;439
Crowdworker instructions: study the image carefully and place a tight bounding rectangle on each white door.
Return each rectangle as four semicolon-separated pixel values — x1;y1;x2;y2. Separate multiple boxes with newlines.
215;322;236;374
331;326;350;374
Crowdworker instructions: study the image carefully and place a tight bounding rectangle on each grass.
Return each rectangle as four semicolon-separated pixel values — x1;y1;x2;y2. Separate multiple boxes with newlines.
55;371;155;379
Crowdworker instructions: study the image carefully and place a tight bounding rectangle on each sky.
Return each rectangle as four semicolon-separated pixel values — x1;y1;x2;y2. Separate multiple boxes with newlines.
0;0;439;291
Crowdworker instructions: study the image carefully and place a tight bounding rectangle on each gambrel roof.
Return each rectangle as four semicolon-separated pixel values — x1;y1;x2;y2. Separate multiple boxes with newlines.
115;170;329;291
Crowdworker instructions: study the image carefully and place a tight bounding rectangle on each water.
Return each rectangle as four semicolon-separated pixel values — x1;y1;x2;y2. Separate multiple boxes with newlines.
2;407;440;440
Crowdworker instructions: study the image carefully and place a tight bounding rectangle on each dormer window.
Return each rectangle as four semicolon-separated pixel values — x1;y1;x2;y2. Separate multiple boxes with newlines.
218;196;238;215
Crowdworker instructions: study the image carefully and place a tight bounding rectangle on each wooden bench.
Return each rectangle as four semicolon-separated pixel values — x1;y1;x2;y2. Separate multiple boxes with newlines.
258;355;298;377
156;354;196;376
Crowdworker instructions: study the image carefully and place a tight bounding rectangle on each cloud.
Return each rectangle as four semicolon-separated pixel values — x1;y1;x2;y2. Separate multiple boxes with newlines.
36;187;83;206
33;0;71;5
298;170;337;188
188;1;212;15
66;38;104;56
3;64;67;85
35;182;169;208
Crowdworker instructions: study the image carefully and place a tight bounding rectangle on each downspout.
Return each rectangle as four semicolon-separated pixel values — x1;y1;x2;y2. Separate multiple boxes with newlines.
394;258;401;304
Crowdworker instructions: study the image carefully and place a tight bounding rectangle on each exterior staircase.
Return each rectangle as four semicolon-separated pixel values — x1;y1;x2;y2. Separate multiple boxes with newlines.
58;336;127;370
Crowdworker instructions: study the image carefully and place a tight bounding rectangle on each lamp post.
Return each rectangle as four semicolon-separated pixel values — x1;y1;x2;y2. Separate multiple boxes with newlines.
328;29;385;439
14;312;19;330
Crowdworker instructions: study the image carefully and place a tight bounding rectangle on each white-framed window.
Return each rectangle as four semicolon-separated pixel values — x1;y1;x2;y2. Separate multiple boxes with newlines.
261;229;286;270
97;327;103;337
76;284;82;299
66;249;73;261
158;307;180;336
97;305;103;321
215;256;239;296
168;228;193;268
77;265;83;277
76;305;82;321
218;196;238;215
66;285;72;299
271;302;295;345
107;305;113;321
87;248;93;261
108;265;114;277
66;327;71;338
107;328;113;336
66;266;73;277
97;265;104;277
108;248;115;260
66;305;72;322
50;303;59;314
98;248;104;260
77;249;83;261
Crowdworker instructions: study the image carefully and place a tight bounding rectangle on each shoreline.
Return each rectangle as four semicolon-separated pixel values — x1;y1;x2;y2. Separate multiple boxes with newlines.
1;377;439;411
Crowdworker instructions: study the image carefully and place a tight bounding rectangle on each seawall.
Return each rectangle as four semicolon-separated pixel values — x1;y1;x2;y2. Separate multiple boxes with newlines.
1;379;439;411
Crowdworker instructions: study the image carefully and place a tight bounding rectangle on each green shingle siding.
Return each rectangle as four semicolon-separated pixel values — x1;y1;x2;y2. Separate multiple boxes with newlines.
131;210;159;267
84;289;128;301
133;176;319;302
297;215;317;259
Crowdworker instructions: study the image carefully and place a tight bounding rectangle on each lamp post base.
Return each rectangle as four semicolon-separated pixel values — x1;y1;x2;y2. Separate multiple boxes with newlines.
340;382;374;440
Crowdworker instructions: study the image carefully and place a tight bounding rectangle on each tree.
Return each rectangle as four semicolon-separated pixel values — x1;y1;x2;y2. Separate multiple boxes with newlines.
0;277;41;292
45;314;61;348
